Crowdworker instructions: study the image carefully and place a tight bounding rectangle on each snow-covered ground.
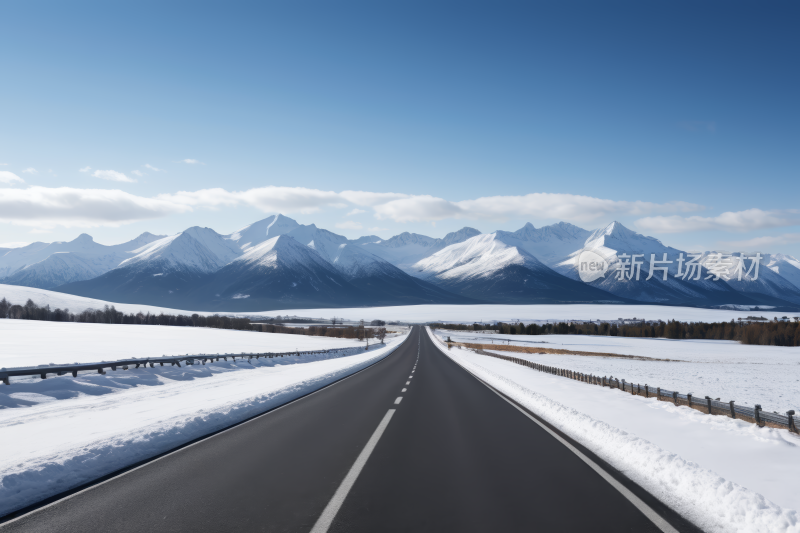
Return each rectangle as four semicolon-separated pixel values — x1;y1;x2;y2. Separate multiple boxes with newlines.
0;330;409;517
434;331;800;413
0;320;395;370
427;328;799;533
4;284;796;324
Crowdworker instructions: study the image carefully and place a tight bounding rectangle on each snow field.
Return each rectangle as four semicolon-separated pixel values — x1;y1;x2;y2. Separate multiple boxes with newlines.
0;320;375;370
437;331;800;413
427;329;799;533
0;332;409;517
3;284;793;323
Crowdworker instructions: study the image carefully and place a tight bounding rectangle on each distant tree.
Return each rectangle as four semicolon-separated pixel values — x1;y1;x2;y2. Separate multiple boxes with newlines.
376;327;387;344
370;319;385;326
0;297;8;318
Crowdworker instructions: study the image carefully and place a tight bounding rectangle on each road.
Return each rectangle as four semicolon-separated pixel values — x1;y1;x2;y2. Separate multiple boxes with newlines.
2;326;697;532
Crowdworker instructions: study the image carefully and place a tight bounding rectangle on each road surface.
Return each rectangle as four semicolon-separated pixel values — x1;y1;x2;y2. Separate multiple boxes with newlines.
1;326;698;532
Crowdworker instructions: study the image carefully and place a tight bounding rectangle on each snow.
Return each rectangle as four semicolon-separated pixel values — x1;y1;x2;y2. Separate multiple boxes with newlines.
413;232;546;281
427;328;800;532
0;330;409;516
120;228;240;273
0;320;370;369
433;331;800;413
269;303;798;323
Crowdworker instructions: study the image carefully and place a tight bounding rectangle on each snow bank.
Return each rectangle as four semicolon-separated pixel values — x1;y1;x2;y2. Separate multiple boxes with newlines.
0;334;408;516
437;331;800;413
427;329;800;533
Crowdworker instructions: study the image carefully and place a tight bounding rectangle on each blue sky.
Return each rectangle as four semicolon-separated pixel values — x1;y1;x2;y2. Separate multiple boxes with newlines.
1;0;798;255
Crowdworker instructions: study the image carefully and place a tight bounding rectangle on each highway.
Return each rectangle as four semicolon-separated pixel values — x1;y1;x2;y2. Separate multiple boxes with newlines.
1;326;698;532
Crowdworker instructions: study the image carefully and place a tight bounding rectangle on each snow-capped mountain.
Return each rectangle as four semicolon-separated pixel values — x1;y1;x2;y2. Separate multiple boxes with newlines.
6;213;799;311
186;235;362;310
412;232;627;304
697;252;800;305
225;214;301;251
0;233;164;289
766;254;800;291
57;228;244;306
361;227;482;273
328;243;474;306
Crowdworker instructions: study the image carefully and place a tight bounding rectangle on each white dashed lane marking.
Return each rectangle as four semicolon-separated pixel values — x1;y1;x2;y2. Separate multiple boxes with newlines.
402;388;407;392
394;397;403;405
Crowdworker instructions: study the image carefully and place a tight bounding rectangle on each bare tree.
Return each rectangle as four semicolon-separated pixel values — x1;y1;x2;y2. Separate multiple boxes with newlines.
376;327;387;344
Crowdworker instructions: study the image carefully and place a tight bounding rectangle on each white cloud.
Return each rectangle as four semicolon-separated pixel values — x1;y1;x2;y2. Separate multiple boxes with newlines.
719;233;800;251
0;241;30;248
340;191;408;206
159;186;346;214
346;208;366;216
144;164;163;172
372;193;703;223
180;159;201;165
0;163;7;166
21;168;37;174
336;220;363;230
0;186;191;228
91;169;137;183
635;209;800;234
79;166;92;173
131;170;144;177
0;171;24;185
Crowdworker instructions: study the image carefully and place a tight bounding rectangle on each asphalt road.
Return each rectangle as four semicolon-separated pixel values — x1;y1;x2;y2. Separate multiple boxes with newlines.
2;327;697;532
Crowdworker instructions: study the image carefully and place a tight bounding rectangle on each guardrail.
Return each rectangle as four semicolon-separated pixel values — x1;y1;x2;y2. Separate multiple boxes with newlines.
0;348;352;385
429;329;798;434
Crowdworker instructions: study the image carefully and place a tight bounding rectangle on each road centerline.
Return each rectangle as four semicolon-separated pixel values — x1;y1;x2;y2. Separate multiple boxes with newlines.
309;409;397;533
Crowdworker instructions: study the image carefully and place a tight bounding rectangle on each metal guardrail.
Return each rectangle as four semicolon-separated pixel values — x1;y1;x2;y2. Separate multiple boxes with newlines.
0;348;353;385
430;329;798;434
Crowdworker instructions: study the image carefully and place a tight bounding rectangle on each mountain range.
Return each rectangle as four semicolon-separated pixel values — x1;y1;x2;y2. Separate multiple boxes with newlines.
2;214;800;311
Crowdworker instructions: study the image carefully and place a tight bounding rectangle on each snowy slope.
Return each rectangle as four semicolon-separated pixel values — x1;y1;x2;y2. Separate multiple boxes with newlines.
697;252;800;305
554;222;758;306
55;230;243;307
0;233;163;289
226;214;300;251
120;227;241;273
412;233;625;304
329;244;475;306
767;253;800;290
285;223;349;262
497;222;591;268
186;235;361;310
361;227;482;273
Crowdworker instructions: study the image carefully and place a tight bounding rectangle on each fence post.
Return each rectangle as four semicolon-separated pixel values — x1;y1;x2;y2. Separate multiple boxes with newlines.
788;410;797;433
657;387;660;400
705;396;712;414
729;401;736;419
621;379;625;391
754;404;763;427
645;384;649;398
672;391;678;405
687;393;692;408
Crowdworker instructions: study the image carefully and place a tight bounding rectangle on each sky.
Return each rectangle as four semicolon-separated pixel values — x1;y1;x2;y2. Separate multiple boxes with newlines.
1;0;798;255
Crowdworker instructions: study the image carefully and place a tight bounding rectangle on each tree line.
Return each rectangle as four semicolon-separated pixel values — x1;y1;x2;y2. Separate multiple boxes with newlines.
0;297;389;343
431;318;800;346
0;297;254;330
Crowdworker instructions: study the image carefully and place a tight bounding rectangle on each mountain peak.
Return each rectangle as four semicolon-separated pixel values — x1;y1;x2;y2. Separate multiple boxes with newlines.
72;233;94;243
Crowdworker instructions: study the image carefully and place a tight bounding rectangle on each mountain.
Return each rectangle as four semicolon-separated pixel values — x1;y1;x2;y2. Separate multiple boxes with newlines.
496;222;591;268
57;228;242;307
361;227;482;273
328;243;476;306
226;214;300;251
766;254;800;291
185;235;362;310
697;252;800;306
412;232;627;304
550;221;772;307
0;233;164;289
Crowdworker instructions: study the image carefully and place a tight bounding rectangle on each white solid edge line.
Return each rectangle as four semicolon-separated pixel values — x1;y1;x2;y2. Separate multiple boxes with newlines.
0;336;412;529
310;409;396;533
423;328;679;533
